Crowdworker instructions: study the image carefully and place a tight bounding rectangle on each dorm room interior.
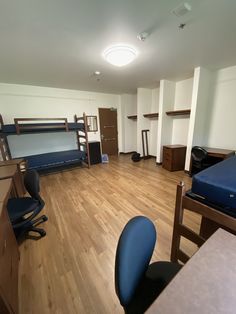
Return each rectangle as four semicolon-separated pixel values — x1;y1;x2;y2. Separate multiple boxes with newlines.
1;1;236;313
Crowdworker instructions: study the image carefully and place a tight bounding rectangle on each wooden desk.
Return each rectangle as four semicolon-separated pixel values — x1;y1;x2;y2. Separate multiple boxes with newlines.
0;179;20;314
0;179;12;203
203;147;235;159
147;229;236;314
0;158;27;173
0;165;24;197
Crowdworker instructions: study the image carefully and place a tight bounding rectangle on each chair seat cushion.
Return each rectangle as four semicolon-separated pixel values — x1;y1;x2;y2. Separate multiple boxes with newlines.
146;261;182;284
126;261;182;314
7;197;39;223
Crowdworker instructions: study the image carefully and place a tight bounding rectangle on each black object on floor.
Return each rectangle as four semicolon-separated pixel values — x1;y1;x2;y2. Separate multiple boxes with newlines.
131;152;141;162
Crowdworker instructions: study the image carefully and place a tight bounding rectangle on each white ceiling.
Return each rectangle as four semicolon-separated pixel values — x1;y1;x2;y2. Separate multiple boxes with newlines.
0;0;236;94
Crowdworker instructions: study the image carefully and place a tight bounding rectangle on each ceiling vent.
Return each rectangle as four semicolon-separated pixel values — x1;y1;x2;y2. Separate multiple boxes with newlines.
172;2;191;17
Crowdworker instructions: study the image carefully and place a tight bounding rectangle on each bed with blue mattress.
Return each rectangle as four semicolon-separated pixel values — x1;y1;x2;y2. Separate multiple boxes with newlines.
23;149;86;171
187;156;236;218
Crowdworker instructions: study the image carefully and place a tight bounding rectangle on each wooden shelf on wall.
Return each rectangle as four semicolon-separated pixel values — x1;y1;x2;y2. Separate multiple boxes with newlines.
143;113;159;119
127;115;137;120
166;109;191;116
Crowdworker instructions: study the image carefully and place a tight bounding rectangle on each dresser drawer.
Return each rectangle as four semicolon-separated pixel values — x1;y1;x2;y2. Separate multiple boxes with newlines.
163;147;173;159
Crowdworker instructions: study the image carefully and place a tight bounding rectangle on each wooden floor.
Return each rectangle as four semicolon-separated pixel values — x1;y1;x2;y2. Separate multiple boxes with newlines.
19;155;200;314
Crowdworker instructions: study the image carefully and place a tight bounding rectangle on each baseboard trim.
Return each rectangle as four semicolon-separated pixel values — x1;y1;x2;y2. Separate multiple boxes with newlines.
119;151;136;155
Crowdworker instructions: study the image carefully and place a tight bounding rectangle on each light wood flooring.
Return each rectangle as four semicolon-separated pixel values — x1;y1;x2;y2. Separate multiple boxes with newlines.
19;155;201;314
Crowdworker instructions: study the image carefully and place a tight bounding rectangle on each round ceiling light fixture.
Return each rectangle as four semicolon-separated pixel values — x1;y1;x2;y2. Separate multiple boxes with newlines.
103;44;138;67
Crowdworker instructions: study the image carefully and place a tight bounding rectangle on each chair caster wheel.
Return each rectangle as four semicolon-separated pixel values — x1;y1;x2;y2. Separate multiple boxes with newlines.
42;215;48;222
40;230;46;237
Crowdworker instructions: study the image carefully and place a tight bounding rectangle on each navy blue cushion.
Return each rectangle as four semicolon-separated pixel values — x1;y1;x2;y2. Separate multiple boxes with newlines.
115;216;156;306
24;150;86;170
125;261;182;313
7;198;39;223
192;156;236;211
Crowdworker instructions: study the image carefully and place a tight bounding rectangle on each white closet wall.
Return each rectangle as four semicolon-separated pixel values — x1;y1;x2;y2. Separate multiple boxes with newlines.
137;88;152;156
119;94;137;153
172;78;193;145
156;80;176;163
185;67;213;171
149;88;159;156
206;65;236;149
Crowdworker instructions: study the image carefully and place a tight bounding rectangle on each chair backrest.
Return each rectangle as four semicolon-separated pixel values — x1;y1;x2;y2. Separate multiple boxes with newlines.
191;146;208;162
24;170;43;202
115;216;156;307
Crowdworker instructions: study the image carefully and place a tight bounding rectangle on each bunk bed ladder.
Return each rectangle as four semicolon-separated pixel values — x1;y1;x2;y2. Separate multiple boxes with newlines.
74;113;90;168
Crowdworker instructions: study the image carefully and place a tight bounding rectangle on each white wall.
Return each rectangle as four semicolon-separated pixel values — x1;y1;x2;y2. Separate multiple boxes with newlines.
185;67;213;170
172;78;193;145
137;88;152;156
206;65;236;150
156;80;176;163
149;88;159;156
119;94;137;153
0;83;120;157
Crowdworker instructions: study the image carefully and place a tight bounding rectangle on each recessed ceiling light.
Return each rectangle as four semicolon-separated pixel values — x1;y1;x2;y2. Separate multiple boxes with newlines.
103;44;138;67
94;71;101;75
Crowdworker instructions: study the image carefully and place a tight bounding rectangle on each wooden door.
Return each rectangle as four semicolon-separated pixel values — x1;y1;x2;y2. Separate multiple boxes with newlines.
98;108;118;155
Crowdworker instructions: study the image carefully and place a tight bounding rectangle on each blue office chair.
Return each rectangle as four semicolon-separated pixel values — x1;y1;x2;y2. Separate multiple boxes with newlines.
115;216;182;313
7;170;48;239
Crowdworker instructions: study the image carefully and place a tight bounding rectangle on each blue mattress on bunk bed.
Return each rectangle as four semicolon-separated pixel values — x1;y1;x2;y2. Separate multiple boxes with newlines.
188;156;236;217
23;149;86;170
1;123;84;134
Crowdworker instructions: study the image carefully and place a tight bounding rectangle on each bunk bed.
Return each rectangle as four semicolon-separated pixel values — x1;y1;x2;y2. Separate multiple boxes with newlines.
0;113;90;172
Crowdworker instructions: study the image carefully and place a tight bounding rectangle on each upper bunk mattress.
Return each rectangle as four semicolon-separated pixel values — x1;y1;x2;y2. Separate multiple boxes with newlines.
191;155;236;211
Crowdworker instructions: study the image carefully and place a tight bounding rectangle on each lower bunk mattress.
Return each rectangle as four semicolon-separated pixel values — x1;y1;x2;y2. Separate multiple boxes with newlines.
22;149;86;171
188;155;236;218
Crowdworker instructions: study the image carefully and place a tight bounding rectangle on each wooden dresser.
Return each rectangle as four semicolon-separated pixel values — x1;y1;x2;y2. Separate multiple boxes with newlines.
0;179;20;314
162;145;186;171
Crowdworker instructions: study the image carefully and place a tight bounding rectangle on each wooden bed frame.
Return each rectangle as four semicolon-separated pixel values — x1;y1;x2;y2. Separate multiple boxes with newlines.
14;117;69;134
171;181;236;264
